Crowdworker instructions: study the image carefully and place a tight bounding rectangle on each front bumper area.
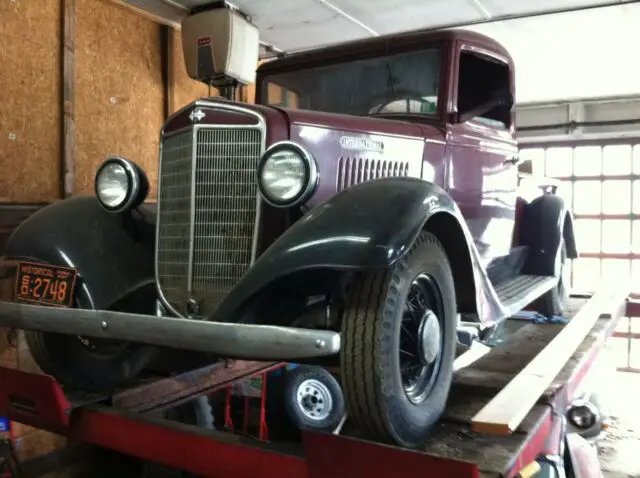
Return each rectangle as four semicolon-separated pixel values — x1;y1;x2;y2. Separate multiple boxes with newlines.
0;300;341;360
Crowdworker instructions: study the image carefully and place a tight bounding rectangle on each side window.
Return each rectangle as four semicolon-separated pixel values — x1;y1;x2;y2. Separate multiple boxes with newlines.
267;83;299;109
457;49;511;128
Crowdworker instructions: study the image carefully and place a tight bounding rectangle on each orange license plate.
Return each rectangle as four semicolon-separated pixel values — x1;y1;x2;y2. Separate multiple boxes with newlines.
14;261;77;307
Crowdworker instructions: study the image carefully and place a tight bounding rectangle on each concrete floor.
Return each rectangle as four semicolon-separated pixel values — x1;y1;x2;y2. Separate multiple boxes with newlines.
598;332;640;477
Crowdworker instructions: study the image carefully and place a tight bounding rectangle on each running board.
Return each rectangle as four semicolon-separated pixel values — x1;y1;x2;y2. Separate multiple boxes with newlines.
495;275;558;317
0;301;340;360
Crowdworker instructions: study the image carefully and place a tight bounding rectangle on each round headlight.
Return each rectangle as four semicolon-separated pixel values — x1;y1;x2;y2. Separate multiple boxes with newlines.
567;399;599;430
257;142;318;207
95;157;148;213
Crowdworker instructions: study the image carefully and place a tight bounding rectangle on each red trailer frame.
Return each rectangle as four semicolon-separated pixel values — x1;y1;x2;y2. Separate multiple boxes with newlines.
0;291;631;478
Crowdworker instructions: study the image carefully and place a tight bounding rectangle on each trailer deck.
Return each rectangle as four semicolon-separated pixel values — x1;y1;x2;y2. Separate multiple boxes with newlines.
0;290;628;478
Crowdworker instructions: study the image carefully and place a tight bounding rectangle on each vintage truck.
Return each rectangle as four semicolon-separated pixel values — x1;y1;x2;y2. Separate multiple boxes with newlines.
0;5;576;449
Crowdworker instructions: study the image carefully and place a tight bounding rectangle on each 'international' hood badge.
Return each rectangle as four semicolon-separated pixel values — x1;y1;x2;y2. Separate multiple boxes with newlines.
189;108;206;123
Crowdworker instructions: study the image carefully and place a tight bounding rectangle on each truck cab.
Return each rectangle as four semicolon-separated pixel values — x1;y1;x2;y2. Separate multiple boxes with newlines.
256;30;519;267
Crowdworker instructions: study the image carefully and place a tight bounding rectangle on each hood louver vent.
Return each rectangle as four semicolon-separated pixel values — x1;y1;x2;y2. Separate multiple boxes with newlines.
337;157;410;190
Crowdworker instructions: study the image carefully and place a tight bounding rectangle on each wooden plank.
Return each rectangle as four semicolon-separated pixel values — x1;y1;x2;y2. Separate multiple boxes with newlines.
471;285;627;435
61;0;76;198
453;341;492;372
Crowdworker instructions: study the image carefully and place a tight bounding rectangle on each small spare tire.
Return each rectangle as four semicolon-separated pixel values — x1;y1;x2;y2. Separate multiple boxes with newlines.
283;365;345;433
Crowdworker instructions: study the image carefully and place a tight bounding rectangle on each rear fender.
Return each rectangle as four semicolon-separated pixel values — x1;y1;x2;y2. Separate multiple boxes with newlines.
3;197;156;311
519;194;578;277
212;177;506;325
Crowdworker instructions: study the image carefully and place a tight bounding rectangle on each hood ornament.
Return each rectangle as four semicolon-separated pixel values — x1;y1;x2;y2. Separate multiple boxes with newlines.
189;108;206;123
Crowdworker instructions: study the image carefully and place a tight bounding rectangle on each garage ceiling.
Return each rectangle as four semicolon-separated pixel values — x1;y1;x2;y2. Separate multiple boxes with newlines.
125;0;640;102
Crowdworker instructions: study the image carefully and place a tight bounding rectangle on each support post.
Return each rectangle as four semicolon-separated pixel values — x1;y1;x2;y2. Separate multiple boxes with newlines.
160;25;174;119
61;0;76;198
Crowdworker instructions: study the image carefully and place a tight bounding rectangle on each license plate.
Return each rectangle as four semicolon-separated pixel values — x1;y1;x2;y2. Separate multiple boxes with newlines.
14;261;77;307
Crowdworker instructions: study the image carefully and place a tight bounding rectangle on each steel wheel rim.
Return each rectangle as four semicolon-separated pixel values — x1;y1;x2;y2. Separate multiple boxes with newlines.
296;378;334;421
399;273;445;405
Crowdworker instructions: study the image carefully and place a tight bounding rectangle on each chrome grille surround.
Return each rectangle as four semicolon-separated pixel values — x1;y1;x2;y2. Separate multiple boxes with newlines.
155;101;266;319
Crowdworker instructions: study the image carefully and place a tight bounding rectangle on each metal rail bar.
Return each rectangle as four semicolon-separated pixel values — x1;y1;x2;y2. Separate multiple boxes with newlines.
70;406;308;478
0;300;340;360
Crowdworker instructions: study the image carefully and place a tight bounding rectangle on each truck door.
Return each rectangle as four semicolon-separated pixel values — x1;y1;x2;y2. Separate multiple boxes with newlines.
444;44;519;267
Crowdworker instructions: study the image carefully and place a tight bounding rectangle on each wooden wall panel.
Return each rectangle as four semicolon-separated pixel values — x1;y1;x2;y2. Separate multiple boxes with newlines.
0;0;61;203
75;0;164;199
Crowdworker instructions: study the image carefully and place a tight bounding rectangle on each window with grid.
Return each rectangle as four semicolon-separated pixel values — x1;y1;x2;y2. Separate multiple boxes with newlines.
519;142;640;294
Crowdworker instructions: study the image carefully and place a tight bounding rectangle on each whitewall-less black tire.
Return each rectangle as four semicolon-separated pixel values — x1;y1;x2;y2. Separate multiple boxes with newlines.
341;231;457;448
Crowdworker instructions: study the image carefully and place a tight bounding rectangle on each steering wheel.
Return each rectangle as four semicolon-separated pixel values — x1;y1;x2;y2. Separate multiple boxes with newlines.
367;89;435;114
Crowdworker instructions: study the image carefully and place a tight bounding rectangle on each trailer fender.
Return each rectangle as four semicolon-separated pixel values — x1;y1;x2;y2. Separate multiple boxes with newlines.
519;194;578;277
3;196;156;311
211;177;503;324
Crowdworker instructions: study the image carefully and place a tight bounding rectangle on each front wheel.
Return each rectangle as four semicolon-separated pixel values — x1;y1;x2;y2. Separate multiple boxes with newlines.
25;331;157;392
22;289;158;392
340;231;457;448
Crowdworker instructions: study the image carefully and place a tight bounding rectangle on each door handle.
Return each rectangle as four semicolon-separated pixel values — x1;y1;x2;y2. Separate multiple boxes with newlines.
505;156;519;165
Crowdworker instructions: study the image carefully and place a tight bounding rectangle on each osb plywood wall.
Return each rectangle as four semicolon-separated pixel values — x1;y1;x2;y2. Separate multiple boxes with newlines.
0;0;61;203
0;1;270;206
75;0;164;199
0;1;215;205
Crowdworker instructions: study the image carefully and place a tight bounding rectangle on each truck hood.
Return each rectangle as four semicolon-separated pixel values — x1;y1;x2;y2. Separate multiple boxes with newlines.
275;107;446;207
278;107;444;142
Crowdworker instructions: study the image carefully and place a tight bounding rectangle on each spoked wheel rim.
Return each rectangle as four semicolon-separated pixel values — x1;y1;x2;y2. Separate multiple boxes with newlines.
399;273;445;405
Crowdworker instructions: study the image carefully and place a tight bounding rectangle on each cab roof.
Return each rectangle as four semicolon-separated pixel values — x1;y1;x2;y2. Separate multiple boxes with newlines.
257;28;513;75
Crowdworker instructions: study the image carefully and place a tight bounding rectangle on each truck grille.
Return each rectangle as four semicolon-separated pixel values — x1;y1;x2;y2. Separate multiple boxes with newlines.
156;124;263;318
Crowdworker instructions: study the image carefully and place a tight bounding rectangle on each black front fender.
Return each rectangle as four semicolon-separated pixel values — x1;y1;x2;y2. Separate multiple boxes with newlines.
212;177;505;324
3;197;156;311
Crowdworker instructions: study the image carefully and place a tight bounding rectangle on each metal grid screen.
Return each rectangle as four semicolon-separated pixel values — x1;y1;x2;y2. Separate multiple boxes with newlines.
191;128;262;314
156;131;193;312
156;127;263;317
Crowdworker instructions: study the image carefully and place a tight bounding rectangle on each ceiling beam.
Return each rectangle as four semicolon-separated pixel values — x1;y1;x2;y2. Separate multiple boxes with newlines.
468;0;492;20
121;0;185;26
446;0;639;30
103;0;183;27
313;0;378;36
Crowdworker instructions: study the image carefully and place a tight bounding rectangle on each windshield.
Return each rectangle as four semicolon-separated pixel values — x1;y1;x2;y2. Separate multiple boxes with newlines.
261;48;442;116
